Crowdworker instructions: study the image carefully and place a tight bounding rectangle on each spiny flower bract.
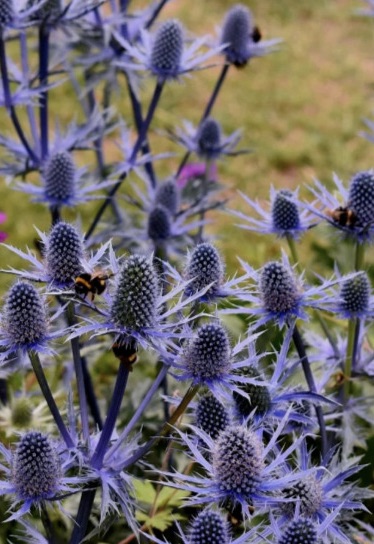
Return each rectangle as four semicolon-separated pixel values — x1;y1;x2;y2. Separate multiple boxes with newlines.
195;394;230;440
154;180;180;215
43;152;76;207
348;170;374;226
212;425;263;499
3;281;47;350
189;509;229;544
278;519;318;544
12;431;60;501
150;20;184;79
110;255;159;331
339;272;371;318
185;243;224;299
46;222;84;286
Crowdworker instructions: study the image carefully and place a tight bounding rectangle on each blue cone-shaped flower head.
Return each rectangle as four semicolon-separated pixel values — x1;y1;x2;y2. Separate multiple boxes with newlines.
46;222;84;286
184;323;231;383
0;0;14;26
155;180;180;216
110;255;159;331
221;4;254;66
212;425;263;500
12;431;61;501
348;170;374;227
185;243;224;299
260;261;300;314
339;272;370;318
43;152;76;207
196;394;230;440
233;367;271;419
150;20;184;79
189;509;229;544
27;0;62;21
196;118;222;159
4;282;47;350
282;477;323;518
147;205;172;243
278;519;318;544
272;190;301;233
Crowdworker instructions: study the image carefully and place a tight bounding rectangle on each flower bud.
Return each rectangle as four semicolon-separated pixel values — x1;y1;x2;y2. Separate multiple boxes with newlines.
44;152;76;206
260;261;299;313
272;190;300;233
197;119;221;158
150;20;184;78
348;170;374;226
46;222;84;285
340;272;370;317
155;181;179;215
185;243;224;298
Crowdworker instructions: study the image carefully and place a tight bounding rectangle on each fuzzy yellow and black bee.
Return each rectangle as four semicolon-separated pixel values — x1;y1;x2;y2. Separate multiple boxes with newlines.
327;206;357;228
252;25;262;43
74;271;114;301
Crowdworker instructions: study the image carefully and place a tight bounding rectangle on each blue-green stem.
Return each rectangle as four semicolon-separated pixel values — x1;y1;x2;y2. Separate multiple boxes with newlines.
66;302;90;445
196;158;212;243
28;350;74;449
291;323;328;461
84;80;164;241
354;241;365;271
287;234;339;358
343;318;356;405
38;26;50;160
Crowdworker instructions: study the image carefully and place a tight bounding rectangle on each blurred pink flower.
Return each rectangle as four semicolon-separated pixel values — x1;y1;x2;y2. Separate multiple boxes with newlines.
0;212;7;242
177;162;218;189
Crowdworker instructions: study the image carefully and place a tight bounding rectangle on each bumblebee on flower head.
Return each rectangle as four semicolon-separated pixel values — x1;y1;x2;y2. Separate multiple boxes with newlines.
74;271;114;301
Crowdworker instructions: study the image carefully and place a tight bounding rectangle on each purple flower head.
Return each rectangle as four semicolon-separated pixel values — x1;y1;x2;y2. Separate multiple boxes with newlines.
147;205;172;243
188;509;229;544
154;180;180;216
0;0;14;26
195;394;230;440
185;243;224;300
150;20;184;79
43;152;76;207
233;187;315;239
282;476;323;518
196;118;222;159
339;272;371;318
233;366;272;419
278;519;318;544
46;222;84;287
260;261;300;315
220;4;280;67
347;170;374;227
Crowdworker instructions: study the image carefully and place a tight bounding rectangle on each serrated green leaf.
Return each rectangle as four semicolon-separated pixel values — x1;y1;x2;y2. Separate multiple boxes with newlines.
133;479;156;505
156;486;190;507
136;508;183;532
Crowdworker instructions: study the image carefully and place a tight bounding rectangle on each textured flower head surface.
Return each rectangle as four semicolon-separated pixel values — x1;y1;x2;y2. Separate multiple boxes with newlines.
185;242;224;300
306;171;374;243
195;394;230;440
119;19;224;81
172;119;246;160
232;187;316;239
0;281;56;360
220;3;280;67
227;252;342;329
0;431;82;521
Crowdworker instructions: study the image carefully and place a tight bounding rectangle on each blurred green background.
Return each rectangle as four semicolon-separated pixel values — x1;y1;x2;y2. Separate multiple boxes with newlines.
0;0;373;281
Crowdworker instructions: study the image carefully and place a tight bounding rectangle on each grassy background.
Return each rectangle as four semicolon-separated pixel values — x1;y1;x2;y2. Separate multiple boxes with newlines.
0;0;373;280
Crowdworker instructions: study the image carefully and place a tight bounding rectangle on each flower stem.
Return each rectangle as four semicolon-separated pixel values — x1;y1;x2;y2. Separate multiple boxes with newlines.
69;486;97;544
38;26;50;160
343;317;356;404
66;302;90;445
355;241;365;271
28;350;74;449
196;158;212;242
291;324;328;460
41;502;56;544
84;81;164;241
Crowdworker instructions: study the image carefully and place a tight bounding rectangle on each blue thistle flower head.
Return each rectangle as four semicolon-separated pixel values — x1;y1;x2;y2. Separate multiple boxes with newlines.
147;205;172;243
155;180;180;216
183;322;231;384
3;282;47;352
282;477;323;518
212;425;263;501
110;255;159;332
150;20;184;79
0;0;14;26
12;431;60;501
339;272;371;318
272;190;301;233
43;152;76;207
348;170;374;227
196;118;222;159
260;261;300;315
189;509;229;544
278;519;318;544
233;366;272;420
221;4;254;66
46;222;84;286
196;394;230;440
185;243;224;300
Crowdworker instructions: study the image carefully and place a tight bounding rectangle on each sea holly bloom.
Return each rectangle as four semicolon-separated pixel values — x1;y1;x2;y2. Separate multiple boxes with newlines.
172;119;246;160
232;187;316;239
0;211;7;242
306;171;374;242
117;18;224;81
220;4;280;67
195;394;231;440
0;431;82;521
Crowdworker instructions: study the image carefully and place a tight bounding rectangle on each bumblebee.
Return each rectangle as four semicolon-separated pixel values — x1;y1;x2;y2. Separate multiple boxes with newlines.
252;25;262;43
74;271;113;301
327;206;357;228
